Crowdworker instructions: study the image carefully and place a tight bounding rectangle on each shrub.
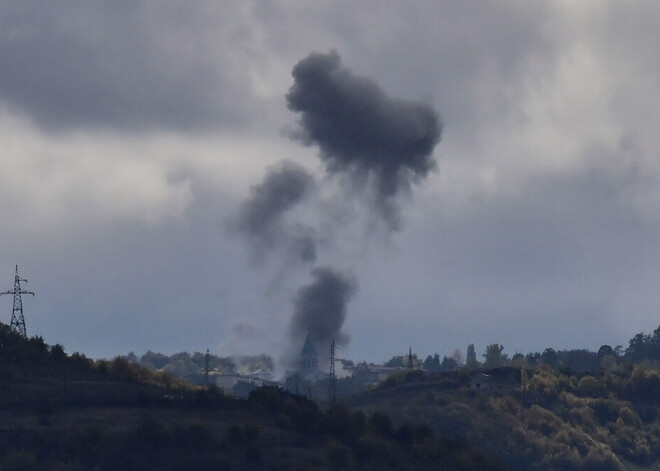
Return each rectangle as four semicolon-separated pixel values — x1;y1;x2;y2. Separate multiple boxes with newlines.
618;407;642;428
591;398;619;425
69;352;94;371
526;405;562;435
567;406;596;430
577;376;602;397
529;366;560;398
49;344;67;361
582;446;625;471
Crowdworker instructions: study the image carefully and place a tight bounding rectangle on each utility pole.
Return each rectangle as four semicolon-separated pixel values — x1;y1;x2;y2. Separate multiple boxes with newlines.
204;348;210;386
329;340;336;404
1;265;35;338
329;339;344;405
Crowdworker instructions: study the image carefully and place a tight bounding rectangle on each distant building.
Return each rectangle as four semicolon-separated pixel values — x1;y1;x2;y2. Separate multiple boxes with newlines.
282;334;328;399
467;373;493;391
299;334;327;382
284;333;327;385
300;333;319;373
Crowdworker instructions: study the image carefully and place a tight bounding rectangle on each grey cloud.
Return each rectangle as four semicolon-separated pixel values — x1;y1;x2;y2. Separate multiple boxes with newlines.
7;1;660;367
386;163;660;357
232;160;317;264
0;1;250;131
289;266;357;356
286;51;442;229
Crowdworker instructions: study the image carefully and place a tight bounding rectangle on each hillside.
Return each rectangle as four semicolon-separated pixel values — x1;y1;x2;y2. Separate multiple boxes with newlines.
351;366;660;471
3;320;659;470
0;324;510;470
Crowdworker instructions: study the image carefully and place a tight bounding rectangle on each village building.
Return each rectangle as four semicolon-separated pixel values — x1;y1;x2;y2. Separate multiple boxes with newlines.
467;373;493;391
298;333;327;382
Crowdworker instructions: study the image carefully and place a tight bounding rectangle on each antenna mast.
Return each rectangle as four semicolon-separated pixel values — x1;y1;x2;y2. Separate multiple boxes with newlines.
1;265;35;338
329;340;336;404
204;348;210;385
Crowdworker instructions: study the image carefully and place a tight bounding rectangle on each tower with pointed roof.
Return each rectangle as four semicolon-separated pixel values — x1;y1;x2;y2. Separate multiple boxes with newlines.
299;333;319;374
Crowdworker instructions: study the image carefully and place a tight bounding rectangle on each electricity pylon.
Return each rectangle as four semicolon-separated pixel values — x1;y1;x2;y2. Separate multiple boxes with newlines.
1;265;35;338
329;339;344;405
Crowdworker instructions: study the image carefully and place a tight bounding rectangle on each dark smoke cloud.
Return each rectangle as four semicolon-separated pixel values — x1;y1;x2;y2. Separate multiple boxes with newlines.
289;267;357;355
233;160;317;263
286;51;442;228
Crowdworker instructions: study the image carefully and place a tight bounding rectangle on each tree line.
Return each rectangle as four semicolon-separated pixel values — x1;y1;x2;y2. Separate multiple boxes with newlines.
389;324;660;374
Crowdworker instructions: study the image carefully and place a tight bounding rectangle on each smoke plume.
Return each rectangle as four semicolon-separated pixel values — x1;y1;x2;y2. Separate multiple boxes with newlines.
289;267;357;355
286;51;442;228
232;160;317;263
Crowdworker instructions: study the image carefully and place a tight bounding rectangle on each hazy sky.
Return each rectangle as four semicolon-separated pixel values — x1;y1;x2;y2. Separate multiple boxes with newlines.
2;1;660;366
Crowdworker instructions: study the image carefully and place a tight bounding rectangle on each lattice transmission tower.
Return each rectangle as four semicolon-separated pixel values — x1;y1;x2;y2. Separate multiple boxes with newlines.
329;339;344;405
1;265;35;338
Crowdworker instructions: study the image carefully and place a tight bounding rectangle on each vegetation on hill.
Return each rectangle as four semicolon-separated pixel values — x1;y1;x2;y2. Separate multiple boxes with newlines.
398;324;660;376
0;322;192;391
2;320;660;470
363;325;660;471
625;325;660;367
355;365;660;470
123;350;275;382
0;323;510;470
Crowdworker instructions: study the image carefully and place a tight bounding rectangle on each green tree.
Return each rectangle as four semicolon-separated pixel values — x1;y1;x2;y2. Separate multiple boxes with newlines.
466;344;479;368
441;355;458;370
483;344;507;368
540;348;558;368
384;353;420;368
423;354;441;371
511;353;526;367
384;355;405;367
600;355;617;372
521;366;529;396
50;343;67;361
140;351;170;369
577;375;602;397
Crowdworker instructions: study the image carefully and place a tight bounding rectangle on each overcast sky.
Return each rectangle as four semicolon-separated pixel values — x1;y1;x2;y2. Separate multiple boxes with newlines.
2;1;660;367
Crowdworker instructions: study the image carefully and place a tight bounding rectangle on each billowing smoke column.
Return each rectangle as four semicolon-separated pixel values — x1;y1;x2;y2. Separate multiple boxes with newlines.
232;51;442;367
232;160;316;264
289;267;357;356
286;51;442;229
